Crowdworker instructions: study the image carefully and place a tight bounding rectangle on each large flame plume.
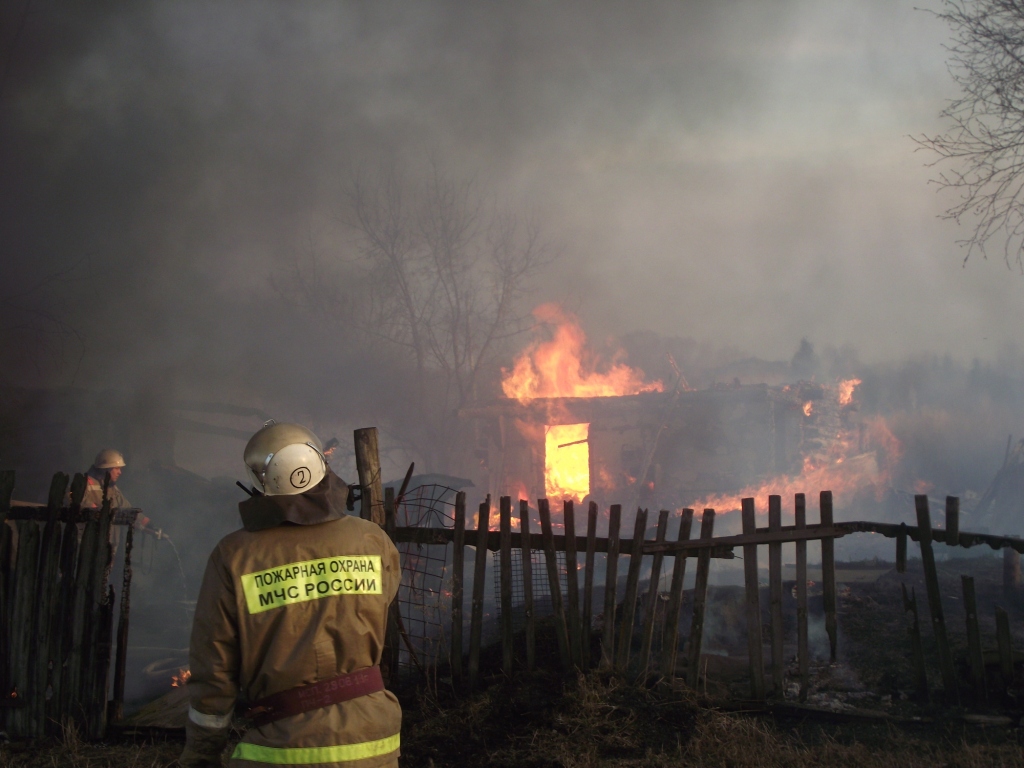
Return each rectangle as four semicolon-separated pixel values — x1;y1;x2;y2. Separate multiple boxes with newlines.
501;304;664;503
501;304;664;403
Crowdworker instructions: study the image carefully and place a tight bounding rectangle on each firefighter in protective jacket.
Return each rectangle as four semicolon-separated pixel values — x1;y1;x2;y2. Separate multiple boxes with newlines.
181;422;402;768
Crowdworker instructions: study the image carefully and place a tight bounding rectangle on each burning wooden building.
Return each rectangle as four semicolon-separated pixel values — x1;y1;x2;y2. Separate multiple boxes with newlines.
460;307;884;513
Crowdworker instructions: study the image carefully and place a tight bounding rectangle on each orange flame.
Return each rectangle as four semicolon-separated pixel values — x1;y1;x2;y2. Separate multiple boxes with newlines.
501;304;663;402
693;381;903;513
691;452;884;515
171;668;191;688
838;378;862;406
545;423;590;501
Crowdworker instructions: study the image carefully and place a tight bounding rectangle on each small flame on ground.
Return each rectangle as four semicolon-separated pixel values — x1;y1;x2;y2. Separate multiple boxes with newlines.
171;668;191;688
803;401;814;417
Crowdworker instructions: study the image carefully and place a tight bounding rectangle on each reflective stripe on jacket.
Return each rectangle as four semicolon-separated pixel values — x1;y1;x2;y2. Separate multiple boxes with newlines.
187;481;402;768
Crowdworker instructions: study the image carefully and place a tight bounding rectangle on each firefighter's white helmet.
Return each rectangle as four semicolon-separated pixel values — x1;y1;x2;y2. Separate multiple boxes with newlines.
243;421;327;496
93;449;126;469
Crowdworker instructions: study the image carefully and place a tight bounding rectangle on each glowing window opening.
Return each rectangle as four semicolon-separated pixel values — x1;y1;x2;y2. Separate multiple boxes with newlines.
544;423;590;501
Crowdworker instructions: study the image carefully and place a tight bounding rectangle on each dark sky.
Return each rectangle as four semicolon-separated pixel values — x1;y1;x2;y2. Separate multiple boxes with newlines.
2;0;1021;400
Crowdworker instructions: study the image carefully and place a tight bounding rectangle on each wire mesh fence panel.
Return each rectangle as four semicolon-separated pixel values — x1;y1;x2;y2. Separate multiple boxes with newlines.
492;548;567;632
393;484;457;681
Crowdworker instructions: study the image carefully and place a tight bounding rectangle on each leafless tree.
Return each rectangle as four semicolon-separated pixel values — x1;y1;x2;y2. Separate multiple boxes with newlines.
293;162;553;469
917;0;1024;270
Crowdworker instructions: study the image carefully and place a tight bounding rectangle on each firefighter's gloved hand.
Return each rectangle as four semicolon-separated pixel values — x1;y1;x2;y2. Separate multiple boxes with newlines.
181;718;230;768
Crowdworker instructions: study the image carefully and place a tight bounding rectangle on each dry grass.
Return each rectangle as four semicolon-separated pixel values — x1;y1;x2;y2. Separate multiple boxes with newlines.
399;671;1024;767
0;721;181;768
2;674;1022;767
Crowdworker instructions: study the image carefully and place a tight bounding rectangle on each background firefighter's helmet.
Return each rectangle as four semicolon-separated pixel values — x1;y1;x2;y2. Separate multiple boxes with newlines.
244;421;327;496
92;449;126;470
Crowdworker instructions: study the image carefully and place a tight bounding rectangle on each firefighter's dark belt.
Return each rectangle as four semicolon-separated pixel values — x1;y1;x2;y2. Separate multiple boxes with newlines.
242;666;384;727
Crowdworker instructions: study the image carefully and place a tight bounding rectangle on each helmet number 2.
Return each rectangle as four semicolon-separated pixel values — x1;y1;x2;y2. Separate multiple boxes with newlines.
290;467;312;489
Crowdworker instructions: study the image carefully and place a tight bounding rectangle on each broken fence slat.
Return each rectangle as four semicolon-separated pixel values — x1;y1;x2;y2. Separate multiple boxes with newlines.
581;501;598;671
563;500;582;670
902;583;929;702
9;520;40;736
450;492;466;687
961;575;986;701
915;495;957;695
768;494;784;697
995;606;1013;678
499;496;514;676
538;499;571;672
600;505;622;670
945;497;959;544
741;498;766;701
795;493;809;703
637;509;669;681
467;499;489;691
820;491;838;664
615;508;647;673
896;524;907;574
687;509;715;690
661;508;693;679
519;499;536;672
1004;548;1021;599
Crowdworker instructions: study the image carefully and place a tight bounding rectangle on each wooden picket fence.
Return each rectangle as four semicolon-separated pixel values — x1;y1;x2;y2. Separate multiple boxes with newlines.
0;471;139;739
389;490;1024;701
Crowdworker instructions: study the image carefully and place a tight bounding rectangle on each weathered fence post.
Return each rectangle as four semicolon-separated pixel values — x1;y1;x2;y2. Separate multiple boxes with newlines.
914;495;957;695
637;509;669;680
382;488;400;684
995;606;1014;678
600;505;622;669
563;500;582;669
896;523;907;574
0;470;13;710
499;496;514;675
31;474;68;736
962;575;986;700
768;494;784;696
615;508;648;673
741;498;766;700
519;499;536;671
582;501;598;670
794;493;809;702
902;583;929;702
468;498;490;690
820;491;838;663
945;497;959;544
1004;548;1021;599
661;509;694;678
450;492;466;687
353;427;385;525
538;499;570;671
687;509;715;690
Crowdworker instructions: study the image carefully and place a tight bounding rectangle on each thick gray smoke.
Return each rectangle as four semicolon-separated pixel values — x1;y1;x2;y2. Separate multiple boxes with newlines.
4;0;1024;705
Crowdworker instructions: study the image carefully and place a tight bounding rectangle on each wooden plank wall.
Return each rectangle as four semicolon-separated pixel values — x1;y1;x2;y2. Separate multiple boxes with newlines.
1;472;138;740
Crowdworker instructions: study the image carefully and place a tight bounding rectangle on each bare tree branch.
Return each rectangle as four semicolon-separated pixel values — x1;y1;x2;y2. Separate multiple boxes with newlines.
287;161;555;469
917;0;1024;269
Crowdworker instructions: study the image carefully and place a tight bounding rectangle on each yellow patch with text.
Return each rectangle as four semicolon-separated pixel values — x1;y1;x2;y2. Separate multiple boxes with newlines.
240;555;382;614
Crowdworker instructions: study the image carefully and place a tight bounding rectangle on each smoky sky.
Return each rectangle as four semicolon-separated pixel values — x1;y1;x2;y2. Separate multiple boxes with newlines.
2;0;1021;399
